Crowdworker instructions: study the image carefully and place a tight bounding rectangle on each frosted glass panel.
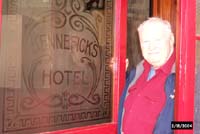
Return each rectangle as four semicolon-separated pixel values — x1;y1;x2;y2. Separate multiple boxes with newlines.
0;0;113;134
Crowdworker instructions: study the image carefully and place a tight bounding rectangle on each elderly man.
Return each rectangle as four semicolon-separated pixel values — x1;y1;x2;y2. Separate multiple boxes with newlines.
118;17;175;134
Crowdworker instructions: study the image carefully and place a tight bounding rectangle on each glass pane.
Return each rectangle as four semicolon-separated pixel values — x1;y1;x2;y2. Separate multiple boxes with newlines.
197;0;200;34
0;0;113;133
195;41;200;134
126;0;150;71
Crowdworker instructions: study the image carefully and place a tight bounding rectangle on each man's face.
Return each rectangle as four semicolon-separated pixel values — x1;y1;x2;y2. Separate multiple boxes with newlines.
139;24;174;69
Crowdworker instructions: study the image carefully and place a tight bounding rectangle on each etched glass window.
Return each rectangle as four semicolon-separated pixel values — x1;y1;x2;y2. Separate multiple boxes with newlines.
0;0;113;133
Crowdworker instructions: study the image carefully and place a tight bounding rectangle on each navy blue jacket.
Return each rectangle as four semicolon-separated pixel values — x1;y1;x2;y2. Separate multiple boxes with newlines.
118;68;175;134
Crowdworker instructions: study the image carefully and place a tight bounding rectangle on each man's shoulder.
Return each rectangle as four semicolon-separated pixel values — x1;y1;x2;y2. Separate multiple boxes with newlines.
125;60;145;88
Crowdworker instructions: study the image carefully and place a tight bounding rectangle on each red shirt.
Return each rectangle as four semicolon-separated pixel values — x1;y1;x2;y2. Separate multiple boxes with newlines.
123;52;175;134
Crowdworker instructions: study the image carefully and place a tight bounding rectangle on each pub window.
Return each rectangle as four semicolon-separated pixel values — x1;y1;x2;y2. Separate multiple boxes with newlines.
0;0;114;133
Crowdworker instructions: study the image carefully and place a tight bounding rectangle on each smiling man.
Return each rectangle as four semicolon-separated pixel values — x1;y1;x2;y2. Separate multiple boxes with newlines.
118;17;176;134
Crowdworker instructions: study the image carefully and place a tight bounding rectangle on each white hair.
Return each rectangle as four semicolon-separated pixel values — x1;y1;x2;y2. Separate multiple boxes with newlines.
137;17;173;35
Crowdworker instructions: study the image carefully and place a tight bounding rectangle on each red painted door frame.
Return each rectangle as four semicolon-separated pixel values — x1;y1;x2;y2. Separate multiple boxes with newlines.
174;0;195;133
0;0;127;133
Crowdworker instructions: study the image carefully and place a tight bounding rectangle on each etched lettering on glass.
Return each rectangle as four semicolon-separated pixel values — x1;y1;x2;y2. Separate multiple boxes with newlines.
0;0;113;133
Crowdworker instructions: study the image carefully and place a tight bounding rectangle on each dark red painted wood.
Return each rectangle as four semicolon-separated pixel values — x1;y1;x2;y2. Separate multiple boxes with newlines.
196;35;200;40
0;0;2;47
174;0;195;133
46;123;117;134
112;0;127;123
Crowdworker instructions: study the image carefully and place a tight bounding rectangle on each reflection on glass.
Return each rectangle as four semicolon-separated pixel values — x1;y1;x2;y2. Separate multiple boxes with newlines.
126;0;149;71
197;0;200;34
0;0;113;133
195;41;200;134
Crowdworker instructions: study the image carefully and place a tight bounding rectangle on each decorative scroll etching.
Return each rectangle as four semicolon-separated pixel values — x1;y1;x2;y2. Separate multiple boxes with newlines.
0;0;113;133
